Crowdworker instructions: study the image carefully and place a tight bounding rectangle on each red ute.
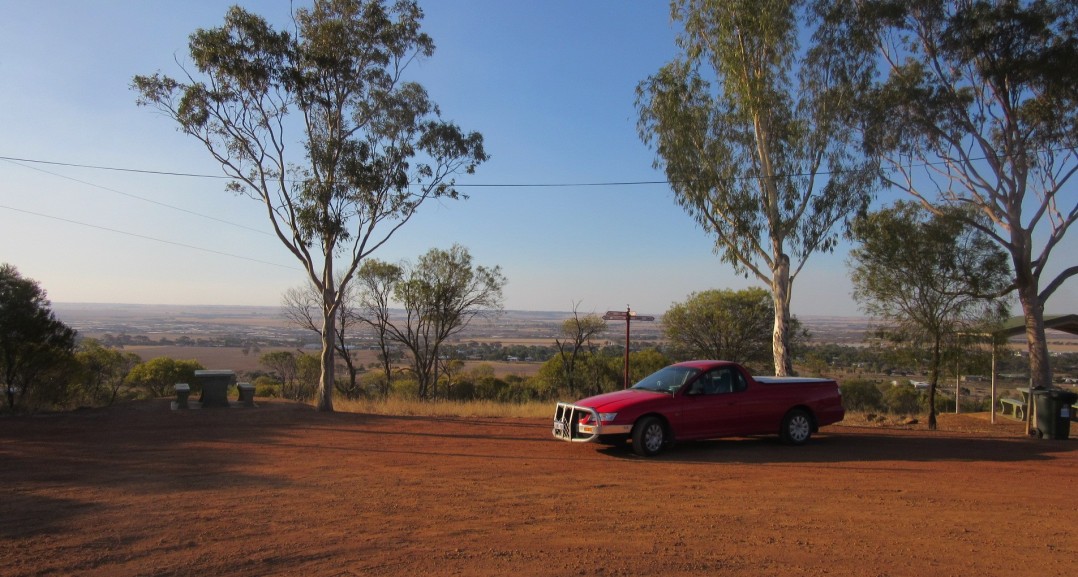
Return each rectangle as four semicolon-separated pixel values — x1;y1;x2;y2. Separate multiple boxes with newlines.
552;360;844;456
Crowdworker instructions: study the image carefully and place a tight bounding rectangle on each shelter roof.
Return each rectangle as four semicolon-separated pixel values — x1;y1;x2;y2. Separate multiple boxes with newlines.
993;315;1078;338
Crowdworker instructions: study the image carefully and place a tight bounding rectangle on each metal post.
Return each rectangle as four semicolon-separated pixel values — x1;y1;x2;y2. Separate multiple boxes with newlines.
955;354;960;415
624;305;631;389
990;352;997;424
602;307;654;390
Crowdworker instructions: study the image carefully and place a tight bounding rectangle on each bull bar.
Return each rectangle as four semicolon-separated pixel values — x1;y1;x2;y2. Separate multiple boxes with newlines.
553;402;635;442
552;402;600;442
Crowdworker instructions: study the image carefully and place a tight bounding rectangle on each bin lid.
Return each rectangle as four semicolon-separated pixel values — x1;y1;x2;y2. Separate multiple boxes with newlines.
1033;388;1078;402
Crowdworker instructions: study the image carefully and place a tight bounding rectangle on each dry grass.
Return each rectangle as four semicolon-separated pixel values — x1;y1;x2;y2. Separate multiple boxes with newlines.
839;409;1030;436
331;397;553;419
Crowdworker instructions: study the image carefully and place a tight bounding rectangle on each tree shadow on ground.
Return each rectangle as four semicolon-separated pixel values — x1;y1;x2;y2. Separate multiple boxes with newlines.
596;428;1075;463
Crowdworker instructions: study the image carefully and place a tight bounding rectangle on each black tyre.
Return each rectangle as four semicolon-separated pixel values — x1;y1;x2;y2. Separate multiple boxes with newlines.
780;408;813;445
632;416;667;456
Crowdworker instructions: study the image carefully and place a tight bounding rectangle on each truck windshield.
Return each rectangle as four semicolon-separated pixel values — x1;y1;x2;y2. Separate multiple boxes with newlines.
631;366;700;394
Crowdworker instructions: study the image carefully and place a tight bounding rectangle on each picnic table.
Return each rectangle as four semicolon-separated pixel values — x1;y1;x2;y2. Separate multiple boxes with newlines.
195;370;235;408
999;396;1027;420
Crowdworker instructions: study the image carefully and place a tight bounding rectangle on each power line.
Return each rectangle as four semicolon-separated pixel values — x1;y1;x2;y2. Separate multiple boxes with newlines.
2;157;273;236
0;155;230;180
7;149;1073;189
0;154;670;188
0;204;298;270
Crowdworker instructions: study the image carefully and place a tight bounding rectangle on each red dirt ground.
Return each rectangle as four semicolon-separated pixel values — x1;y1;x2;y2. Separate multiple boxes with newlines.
1;401;1075;577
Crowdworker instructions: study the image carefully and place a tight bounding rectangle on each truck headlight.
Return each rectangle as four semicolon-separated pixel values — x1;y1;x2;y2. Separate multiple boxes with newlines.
597;412;617;423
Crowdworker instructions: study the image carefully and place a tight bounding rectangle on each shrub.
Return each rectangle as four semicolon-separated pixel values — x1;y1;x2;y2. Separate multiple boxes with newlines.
883;384;923;415
391;378;420;400
449;380;476;400
253;376;281;398
840;379;884;411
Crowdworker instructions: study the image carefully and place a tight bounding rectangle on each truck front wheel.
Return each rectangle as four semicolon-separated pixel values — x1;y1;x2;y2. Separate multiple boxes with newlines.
781;409;813;445
632;416;666;456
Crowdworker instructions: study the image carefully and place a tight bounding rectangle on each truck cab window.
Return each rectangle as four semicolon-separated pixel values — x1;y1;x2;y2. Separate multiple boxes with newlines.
692;369;735;395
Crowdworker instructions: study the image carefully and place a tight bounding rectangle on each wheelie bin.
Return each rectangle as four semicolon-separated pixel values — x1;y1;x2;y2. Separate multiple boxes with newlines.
1031;389;1078;440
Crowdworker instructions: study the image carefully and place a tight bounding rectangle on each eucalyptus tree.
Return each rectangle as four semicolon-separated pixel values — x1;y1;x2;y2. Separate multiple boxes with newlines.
133;0;487;411
390;245;505;399
848;202;1011;429
637;0;875;376
818;0;1078;390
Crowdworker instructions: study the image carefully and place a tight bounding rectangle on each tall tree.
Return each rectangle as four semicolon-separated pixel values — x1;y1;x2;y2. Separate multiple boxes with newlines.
637;0;875;375
553;303;607;397
390;245;505;399
848;202;1011;429
133;0;487;411
0;264;77;411
820;0;1078;390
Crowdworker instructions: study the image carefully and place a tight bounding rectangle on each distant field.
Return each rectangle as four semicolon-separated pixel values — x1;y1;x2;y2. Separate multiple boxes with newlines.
120;345;297;373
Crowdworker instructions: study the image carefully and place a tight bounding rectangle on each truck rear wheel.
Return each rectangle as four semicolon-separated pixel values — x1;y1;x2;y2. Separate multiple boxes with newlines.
631;416;667;456
781;409;813;445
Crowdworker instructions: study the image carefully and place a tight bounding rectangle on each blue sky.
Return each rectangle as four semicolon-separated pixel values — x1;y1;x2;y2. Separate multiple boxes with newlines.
1;1;1075;318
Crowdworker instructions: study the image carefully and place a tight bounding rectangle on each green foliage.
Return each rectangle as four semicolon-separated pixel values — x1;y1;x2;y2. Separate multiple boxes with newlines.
125;357;204;398
534;349;671;400
572;353;621;397
628;350;671;385
449;368;538;403
662;288;776;367
391;377;420;400
252;376;281;398
74;339;142;406
0;264;78;411
294;353;321;401
498;375;541;404
850;202;1011;328
358;370;388;398
840;379;884;412
882;385;923;415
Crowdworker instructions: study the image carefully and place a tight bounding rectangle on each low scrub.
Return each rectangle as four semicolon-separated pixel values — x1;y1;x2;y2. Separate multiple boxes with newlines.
333;398;552;419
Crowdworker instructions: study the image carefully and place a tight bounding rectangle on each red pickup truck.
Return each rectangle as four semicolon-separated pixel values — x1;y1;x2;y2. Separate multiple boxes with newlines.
552;360;844;456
